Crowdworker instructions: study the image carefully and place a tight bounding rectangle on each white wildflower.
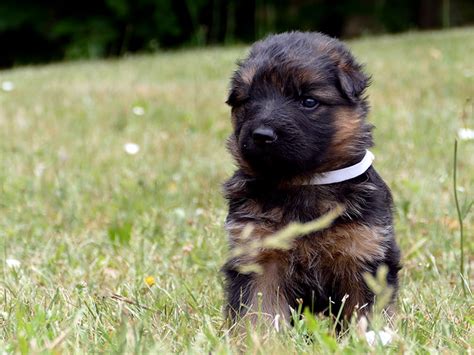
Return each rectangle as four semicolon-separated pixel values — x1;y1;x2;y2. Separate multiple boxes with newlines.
174;208;185;219
58;148;69;162
6;258;21;268
132;106;145;116
34;163;46;177
123;143;140;155
1;81;14;92
273;314;281;332
458;128;474;141
365;329;393;346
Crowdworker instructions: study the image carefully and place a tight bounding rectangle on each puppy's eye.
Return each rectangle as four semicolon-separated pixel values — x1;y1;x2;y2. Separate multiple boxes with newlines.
301;97;319;109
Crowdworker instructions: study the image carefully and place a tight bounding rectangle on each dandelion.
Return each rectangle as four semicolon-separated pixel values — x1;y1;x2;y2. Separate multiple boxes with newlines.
458;128;474;141
167;181;178;193
1;81;14;92
144;276;155;287
123;142;140;155
132;106;145;116
6;258;21;268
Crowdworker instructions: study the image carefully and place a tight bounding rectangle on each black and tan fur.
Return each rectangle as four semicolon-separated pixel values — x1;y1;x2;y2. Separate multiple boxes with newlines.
222;32;401;326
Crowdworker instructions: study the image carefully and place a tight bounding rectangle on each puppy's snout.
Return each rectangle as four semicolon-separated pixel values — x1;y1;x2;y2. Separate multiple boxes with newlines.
252;126;277;145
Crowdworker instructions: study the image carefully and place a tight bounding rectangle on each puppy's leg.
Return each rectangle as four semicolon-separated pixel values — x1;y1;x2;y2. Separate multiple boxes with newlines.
332;267;399;326
336;279;374;320
246;260;290;325
222;264;254;321
223;258;290;328
339;240;401;320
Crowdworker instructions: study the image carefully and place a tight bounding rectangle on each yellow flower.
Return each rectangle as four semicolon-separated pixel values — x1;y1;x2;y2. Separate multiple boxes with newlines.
144;276;155;287
167;182;177;193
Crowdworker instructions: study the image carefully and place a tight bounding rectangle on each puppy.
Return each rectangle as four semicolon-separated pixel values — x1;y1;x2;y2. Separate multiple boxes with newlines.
222;32;401;326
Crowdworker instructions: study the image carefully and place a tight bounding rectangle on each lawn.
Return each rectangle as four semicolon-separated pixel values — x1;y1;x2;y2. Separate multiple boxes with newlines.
0;28;473;353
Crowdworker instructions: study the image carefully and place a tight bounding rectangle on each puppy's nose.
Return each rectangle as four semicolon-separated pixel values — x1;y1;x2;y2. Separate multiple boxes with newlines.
252;126;277;145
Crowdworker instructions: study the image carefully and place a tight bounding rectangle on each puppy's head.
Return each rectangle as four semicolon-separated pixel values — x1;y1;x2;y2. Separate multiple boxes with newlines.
226;32;373;179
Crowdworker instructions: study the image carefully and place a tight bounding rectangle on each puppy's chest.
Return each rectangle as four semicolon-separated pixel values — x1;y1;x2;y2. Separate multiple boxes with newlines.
227;190;387;265
230;188;336;228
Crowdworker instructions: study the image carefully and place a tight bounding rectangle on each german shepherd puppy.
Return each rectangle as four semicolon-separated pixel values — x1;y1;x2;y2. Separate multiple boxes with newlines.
222;32;401;326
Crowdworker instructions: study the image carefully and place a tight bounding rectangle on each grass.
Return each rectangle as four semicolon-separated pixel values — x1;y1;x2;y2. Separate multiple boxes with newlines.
0;27;473;353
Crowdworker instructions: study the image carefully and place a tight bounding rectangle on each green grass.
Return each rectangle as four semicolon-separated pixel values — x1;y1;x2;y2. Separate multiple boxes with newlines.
1;28;473;353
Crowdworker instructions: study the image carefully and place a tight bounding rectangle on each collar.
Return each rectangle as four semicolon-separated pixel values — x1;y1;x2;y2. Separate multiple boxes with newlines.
307;150;374;185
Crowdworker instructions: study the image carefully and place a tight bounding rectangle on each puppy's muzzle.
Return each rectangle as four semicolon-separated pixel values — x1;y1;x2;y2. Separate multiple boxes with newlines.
252;126;277;145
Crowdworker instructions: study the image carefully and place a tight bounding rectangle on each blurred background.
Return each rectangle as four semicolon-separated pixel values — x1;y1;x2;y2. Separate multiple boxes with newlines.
1;0;473;68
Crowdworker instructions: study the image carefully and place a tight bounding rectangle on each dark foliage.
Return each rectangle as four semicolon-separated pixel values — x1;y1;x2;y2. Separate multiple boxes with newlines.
0;0;473;68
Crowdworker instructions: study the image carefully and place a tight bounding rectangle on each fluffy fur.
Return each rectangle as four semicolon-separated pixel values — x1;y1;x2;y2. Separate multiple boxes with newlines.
222;32;401;326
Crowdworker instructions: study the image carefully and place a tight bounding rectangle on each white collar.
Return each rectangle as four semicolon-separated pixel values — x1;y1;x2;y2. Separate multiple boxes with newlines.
308;150;374;185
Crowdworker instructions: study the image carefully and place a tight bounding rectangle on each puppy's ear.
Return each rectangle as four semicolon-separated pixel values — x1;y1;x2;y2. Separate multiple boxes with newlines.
226;62;255;107
226;87;249;107
226;89;239;106
226;79;250;107
337;58;370;102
